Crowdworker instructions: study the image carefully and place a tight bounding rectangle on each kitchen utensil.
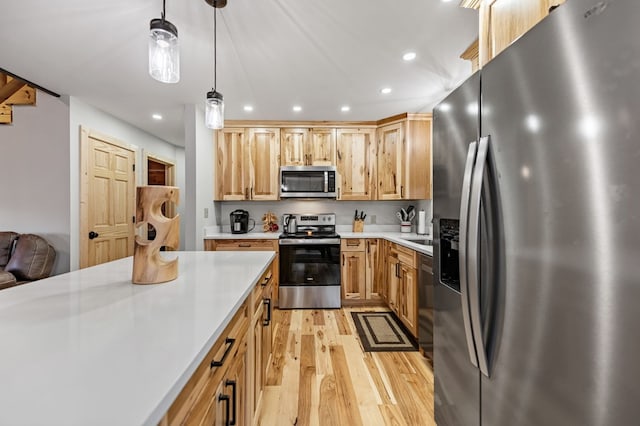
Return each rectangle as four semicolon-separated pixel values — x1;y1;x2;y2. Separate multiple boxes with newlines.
396;211;404;221
417;209;426;235
284;214;297;234
401;208;408;220
408;210;416;221
230;209;254;234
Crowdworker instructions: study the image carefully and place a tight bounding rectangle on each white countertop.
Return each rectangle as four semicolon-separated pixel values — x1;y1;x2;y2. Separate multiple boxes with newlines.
0;251;275;426
204;228;432;255
204;231;281;240
340;232;433;256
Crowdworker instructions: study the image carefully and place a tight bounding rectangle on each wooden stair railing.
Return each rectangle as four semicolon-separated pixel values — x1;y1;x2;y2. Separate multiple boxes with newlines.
0;72;37;124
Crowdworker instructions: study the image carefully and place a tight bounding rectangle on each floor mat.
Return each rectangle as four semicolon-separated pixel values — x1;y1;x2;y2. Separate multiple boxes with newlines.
350;311;417;352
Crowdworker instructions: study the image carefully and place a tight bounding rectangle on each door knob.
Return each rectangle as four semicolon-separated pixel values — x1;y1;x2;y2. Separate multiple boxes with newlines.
88;231;99;240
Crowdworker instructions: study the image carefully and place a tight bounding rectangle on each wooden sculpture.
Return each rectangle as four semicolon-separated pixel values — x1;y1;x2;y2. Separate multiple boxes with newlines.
132;186;180;284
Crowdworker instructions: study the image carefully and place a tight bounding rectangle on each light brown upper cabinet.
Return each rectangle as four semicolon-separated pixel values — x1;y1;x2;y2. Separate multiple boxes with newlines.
377;122;405;200
215;115;430;202
377;114;432;200
281;128;336;166
465;0;565;67
335;128;377;200
247;128;280;200
215;127;280;200
215;128;247;200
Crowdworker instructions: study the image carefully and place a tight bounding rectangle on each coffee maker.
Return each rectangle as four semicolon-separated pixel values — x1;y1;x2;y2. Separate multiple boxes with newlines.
230;209;253;234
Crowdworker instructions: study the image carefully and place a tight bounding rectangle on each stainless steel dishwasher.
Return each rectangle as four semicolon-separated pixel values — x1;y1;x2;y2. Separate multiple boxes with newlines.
418;252;434;360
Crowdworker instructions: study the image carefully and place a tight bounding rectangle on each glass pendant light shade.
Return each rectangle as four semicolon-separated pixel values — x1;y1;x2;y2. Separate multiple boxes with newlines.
205;90;225;129
149;18;180;83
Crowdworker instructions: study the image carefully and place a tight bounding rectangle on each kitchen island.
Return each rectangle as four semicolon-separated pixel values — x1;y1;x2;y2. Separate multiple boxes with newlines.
0;251;275;426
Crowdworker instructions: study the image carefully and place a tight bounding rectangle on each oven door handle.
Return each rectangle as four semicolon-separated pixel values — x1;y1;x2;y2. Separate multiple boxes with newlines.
279;238;341;245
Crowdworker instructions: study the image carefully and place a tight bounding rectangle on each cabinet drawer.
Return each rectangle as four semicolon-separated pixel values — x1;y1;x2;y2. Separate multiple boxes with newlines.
252;267;273;315
166;301;249;425
390;243;416;268
212;239;278;251
341;238;365;252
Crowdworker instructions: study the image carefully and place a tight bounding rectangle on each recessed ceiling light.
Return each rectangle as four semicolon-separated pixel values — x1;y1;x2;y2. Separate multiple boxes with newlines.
243;105;253;112
293;105;302;112
152;113;163;120
402;52;417;61
380;87;392;95
341;105;350;112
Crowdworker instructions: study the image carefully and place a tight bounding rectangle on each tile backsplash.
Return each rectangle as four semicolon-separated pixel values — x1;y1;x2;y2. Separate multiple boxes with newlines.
214;199;432;232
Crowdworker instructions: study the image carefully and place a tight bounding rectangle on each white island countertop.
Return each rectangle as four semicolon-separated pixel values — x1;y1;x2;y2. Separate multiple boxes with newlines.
0;251;275;426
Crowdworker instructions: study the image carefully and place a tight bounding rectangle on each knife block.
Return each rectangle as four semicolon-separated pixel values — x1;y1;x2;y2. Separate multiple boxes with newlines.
352;219;364;233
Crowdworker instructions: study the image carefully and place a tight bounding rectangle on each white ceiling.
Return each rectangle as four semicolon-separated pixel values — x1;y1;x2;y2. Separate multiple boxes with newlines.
0;0;478;146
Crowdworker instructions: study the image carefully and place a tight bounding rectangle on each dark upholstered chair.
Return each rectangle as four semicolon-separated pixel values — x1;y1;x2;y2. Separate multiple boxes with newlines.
0;232;56;290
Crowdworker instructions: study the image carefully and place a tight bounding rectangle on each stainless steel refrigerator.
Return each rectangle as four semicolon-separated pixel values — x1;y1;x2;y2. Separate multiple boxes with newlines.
433;1;640;425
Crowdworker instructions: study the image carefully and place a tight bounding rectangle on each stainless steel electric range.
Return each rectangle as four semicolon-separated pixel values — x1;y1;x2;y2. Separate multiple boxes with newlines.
278;213;341;309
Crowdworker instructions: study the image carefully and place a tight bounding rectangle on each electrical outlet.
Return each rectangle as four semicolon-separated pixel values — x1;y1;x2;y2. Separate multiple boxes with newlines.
204;208;209;219
370;214;376;224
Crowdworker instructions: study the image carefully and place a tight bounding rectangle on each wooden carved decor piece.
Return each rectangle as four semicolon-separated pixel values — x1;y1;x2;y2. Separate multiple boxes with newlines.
132;186;180;284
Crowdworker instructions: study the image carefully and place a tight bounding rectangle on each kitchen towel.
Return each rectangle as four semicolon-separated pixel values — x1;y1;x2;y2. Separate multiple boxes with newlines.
417;210;426;235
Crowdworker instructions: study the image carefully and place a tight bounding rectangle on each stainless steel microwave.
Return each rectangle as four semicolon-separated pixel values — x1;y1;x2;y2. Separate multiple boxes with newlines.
280;166;337;198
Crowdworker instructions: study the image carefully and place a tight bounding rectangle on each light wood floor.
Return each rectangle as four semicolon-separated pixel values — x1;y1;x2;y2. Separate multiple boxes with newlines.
258;307;435;426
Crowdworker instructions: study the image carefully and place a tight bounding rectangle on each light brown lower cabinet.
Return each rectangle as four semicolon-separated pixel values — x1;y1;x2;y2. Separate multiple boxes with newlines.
341;239;366;300
250;267;273;419
159;261;275;426
340;238;382;302
365;239;381;299
385;242;418;338
209;334;248;426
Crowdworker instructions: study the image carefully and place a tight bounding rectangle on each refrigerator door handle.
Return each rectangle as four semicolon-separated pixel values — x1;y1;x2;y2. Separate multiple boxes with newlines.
468;135;491;377
459;140;479;368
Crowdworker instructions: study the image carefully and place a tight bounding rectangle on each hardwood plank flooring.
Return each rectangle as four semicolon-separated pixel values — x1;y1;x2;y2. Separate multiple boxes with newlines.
259;307;435;426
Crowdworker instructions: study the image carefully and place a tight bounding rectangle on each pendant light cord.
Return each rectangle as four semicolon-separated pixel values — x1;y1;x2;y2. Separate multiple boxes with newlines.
161;0;166;21
213;8;217;91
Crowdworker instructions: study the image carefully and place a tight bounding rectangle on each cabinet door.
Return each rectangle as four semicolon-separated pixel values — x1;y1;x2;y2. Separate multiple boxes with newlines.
261;289;273;398
379;240;391;304
386;254;400;314
223;338;247;426
252;305;264;418
281;128;309;166
405;117;432;200
377;122;405;200
247;128;280;200
335;128;376;200
262;296;273;364
215;128;247;200
365;239;381;299
341;251;366;300
479;0;565;66
399;264;418;337
208;338;248;426
308;128;336;166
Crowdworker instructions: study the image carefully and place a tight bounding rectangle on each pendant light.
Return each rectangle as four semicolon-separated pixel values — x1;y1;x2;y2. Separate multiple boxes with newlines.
205;0;227;129
149;0;180;83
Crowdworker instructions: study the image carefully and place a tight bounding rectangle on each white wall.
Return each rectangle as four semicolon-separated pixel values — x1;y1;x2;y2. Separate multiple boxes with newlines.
0;91;71;275
68;97;185;270
183;105;216;250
